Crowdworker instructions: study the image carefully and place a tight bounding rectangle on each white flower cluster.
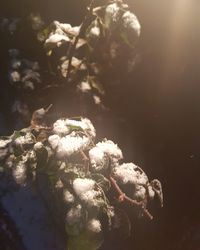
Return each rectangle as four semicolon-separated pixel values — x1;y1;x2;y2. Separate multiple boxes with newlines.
89;140;123;172
8;49;41;91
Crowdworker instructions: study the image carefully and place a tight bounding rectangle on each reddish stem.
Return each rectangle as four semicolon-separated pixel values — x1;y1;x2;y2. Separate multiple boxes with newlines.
109;176;153;220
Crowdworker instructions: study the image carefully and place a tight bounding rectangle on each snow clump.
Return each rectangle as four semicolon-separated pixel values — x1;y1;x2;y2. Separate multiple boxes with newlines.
112;162;148;185
48;132;90;158
73;178;101;207
52;118;96;138
87;218;101;233
89;139;123;172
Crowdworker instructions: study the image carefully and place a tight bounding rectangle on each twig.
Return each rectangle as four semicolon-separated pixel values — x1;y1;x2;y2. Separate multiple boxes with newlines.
109;176;153;220
80;150;90;174
66;0;95;83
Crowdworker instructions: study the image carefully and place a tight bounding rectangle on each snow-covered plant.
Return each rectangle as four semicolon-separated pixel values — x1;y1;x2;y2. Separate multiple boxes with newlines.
37;0;141;107
0;107;163;250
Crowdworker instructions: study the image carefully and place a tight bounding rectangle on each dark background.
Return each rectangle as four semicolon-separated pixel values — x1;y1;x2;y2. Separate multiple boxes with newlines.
0;1;200;250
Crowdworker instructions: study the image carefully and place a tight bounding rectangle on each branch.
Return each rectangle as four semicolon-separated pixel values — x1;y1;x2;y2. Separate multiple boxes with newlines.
66;0;95;83
109;176;153;220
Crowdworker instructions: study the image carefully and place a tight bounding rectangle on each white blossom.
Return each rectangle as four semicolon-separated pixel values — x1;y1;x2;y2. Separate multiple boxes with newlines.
87;219;101;233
